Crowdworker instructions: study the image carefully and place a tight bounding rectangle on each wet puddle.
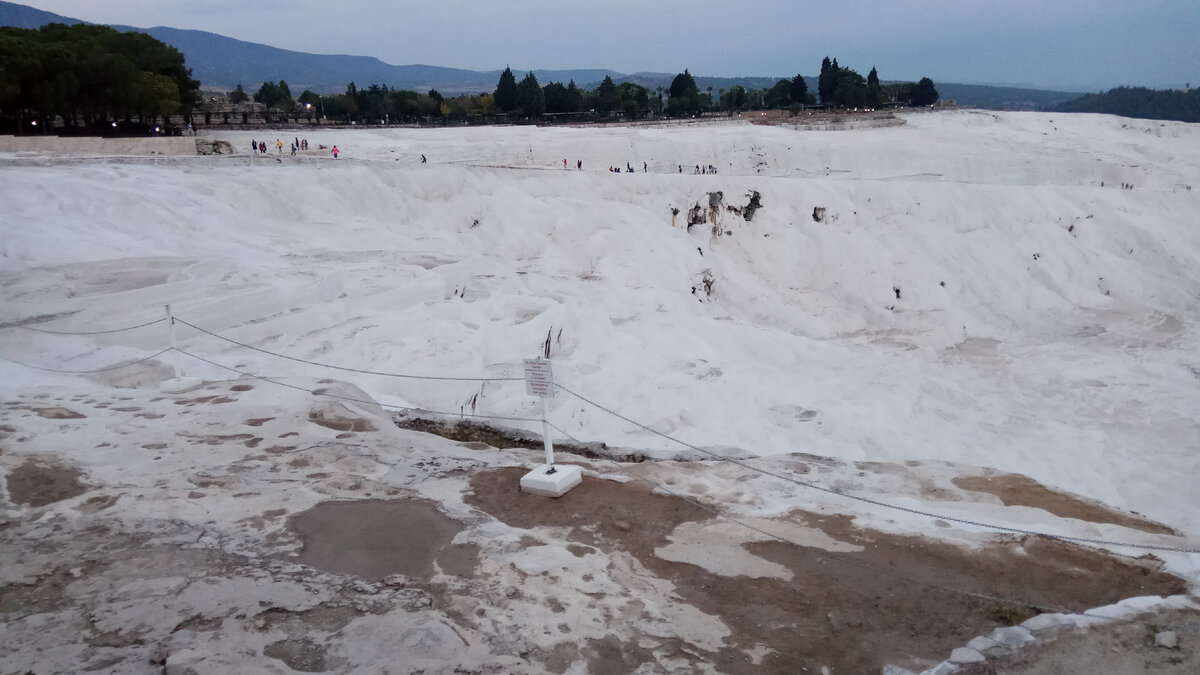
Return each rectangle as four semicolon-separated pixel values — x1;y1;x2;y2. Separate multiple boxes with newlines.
288;499;473;580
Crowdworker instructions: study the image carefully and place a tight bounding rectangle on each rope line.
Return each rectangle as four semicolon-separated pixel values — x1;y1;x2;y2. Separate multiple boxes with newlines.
174;318;523;383
6;317;167;335
172;348;542;425
5;305;1194;555
0;348;173;374
554;383;1200;554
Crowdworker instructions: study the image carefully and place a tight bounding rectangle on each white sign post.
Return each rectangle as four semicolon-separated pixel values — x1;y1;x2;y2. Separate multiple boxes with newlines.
519;357;581;497
524;358;556;469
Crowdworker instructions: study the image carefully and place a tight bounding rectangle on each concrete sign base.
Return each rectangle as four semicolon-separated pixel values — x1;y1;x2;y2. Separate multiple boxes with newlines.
520;464;582;498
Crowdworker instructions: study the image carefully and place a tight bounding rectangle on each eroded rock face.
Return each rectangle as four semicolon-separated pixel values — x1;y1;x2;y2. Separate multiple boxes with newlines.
195;139;234;155
6;460;87;507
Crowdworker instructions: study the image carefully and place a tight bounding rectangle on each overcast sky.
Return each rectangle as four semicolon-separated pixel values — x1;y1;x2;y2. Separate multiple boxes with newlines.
19;0;1200;91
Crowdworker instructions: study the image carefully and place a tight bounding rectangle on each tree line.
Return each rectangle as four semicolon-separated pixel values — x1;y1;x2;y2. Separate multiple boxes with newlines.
485;57;937;121
0;23;199;134
234;57;940;126
1054;86;1200;124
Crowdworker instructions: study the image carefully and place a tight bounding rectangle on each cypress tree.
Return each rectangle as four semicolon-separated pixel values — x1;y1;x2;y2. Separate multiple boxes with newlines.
818;56;835;105
516;72;544;117
596;75;619;116
495;66;518;112
790;73;808;105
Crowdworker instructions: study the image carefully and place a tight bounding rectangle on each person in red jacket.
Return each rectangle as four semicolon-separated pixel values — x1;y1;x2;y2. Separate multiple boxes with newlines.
332;145;339;159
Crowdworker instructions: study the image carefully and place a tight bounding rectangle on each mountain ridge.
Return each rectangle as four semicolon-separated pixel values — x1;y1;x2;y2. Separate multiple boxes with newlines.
0;1;1081;108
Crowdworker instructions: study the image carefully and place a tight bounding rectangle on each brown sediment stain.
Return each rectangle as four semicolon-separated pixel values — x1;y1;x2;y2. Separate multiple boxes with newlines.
177;432;256;446
288;498;465;581
7;460;87;507
464;467;1186;675
952;472;1177;535
76;494;120;513
309;410;377;433
175;396;220;406
31;407;86;419
245;418;275;427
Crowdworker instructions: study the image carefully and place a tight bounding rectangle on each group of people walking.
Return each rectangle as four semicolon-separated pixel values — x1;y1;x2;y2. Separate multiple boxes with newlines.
249;138;338;159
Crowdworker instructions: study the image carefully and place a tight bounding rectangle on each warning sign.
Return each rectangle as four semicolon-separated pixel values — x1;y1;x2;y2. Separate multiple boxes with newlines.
523;358;554;397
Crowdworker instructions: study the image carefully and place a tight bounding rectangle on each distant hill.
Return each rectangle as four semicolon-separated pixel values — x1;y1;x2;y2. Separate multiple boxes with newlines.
0;1;1079;107
934;83;1081;111
1054;86;1200;123
0;0;78;28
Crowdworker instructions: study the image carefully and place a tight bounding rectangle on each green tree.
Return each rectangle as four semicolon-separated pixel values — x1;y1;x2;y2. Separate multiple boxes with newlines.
387;89;421;120
253;81;276;105
516;72;543;117
912;77;939;106
595;75;619;116
789;74;809;106
818;56;836;105
618;82;649;119
767;79;791;107
565;79;584;112
543;81;568;113
667;69;700;115
866;67;884;107
0;23;199;133
228;83;248;104
832;68;868;108
720;85;747;111
494;66;518;112
669;69;698;99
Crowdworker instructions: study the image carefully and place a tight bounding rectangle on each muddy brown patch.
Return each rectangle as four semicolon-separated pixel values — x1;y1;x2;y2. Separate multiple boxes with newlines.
175;396;219;406
465;467;1186;674
953;472;1177;535
178;432;255;446
171;614;223;633
245;418;274;427
437;543;480;578
31;407;85;419
309;410;377;433
263;637;328;672
230;384;254;392
288;498;464;580
76;494;120;513
395;415;640;462
6;460;88;507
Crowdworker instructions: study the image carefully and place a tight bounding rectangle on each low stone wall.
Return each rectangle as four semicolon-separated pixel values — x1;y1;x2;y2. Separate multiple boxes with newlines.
0;135;197;156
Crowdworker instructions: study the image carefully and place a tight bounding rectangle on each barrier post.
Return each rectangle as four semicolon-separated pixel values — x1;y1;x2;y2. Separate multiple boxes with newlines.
159;305;201;393
541;391;555;472
165;304;180;378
